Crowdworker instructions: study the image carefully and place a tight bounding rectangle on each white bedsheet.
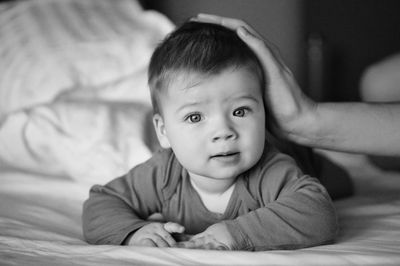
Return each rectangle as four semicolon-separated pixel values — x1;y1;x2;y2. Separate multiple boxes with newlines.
1;154;400;266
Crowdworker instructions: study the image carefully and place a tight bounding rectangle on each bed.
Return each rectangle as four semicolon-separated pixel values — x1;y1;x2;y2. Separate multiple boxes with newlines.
1;0;400;265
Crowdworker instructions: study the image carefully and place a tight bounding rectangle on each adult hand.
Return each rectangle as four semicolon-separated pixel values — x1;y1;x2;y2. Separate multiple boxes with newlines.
126;222;185;247
192;14;316;141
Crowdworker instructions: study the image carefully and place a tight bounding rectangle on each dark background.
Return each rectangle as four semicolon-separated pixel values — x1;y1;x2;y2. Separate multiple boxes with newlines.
305;0;400;101
145;0;400;102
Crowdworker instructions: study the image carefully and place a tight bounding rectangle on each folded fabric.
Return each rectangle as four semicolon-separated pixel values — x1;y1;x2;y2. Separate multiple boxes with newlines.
0;99;155;184
0;0;174;117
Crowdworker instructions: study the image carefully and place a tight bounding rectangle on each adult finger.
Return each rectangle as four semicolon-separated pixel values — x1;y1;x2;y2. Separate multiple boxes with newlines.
236;26;288;77
192;13;261;38
192;14;289;79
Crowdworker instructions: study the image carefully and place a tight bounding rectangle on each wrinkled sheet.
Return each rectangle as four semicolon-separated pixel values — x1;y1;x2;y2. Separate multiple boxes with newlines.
1;154;400;266
0;0;173;184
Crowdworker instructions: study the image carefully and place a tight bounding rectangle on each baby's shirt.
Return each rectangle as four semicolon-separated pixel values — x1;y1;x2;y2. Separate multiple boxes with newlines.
82;148;337;251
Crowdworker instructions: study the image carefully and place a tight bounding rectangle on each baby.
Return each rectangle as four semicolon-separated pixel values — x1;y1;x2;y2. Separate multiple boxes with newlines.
82;21;337;251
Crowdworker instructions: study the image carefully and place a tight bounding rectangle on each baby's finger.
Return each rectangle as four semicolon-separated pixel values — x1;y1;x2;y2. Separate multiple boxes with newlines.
163;222;185;234
172;233;192;242
185;233;230;250
216;245;228;251
189;231;206;241
183;236;206;249
203;242;216;250
176;240;197;249
140;238;157;247
156;231;177;247
150;234;170;248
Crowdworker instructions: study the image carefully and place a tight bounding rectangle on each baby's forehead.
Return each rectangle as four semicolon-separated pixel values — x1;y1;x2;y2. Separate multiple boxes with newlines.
168;71;206;91
165;66;261;92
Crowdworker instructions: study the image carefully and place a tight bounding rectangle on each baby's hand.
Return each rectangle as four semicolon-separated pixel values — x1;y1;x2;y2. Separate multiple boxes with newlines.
177;223;235;250
127;222;185;247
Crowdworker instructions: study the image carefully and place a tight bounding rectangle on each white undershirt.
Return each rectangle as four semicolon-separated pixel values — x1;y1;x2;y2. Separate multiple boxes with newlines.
190;178;236;214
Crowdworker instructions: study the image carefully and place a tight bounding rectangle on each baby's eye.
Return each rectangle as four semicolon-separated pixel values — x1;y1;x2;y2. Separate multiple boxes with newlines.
185;113;202;123
233;107;249;117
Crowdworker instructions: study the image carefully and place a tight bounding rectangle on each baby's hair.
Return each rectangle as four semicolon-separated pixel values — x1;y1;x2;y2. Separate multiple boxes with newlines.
148;21;265;115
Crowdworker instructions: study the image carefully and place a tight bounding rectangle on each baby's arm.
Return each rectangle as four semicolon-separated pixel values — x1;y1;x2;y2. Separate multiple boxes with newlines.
82;180;157;245
222;153;337;251
178;155;336;251
82;152;169;245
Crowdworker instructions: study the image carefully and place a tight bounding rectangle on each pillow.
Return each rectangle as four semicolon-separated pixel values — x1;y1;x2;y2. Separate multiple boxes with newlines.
0;0;174;117
0;99;155;184
0;0;174;183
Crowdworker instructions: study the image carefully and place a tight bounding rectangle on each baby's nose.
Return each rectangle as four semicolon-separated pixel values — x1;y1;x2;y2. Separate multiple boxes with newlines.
212;131;236;142
211;120;237;142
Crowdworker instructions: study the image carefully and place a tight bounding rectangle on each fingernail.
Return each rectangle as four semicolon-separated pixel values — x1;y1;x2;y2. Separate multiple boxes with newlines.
197;13;215;19
237;26;248;37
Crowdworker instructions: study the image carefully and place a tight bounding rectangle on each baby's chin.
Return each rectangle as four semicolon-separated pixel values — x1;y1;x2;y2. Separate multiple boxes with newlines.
192;165;253;180
183;152;262;180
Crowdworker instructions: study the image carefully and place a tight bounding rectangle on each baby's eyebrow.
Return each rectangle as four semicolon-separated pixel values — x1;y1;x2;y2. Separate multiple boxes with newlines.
180;79;204;91
232;94;261;103
175;101;206;113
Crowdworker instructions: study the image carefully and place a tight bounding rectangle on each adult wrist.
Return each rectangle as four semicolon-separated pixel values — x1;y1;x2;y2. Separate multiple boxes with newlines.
283;102;320;147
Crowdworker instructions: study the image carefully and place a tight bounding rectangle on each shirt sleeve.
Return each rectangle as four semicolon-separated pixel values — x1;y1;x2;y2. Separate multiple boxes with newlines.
82;149;170;245
223;151;338;251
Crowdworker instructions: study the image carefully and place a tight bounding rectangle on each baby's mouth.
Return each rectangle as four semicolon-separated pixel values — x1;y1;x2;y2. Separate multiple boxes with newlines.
210;152;240;162
211;152;239;158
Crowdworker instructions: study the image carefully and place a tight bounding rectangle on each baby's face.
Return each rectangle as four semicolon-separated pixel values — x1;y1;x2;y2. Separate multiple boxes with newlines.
154;67;265;182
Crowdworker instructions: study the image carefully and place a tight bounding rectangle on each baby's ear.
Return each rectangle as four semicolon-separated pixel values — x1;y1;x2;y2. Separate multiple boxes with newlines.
153;114;171;148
